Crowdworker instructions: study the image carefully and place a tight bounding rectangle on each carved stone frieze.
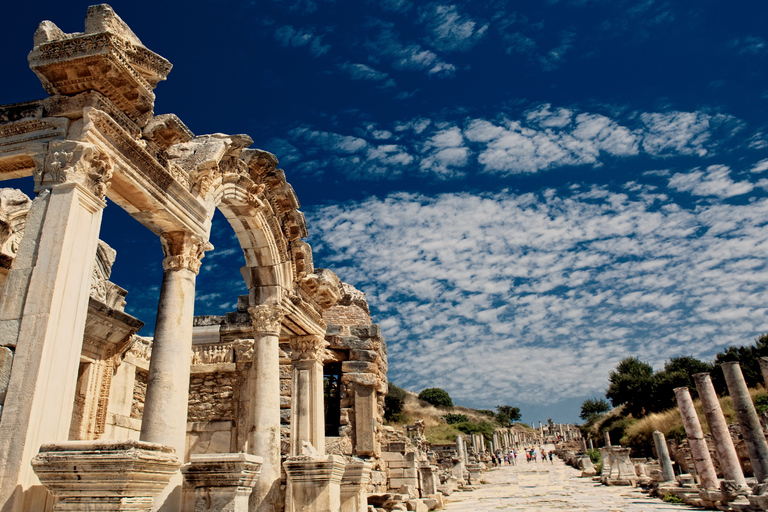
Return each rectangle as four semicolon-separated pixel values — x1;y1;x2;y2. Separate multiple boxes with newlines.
0;118;68;158
248;304;284;335
299;268;343;310
160;231;211;274
126;335;152;363
38;140;113;199
290;240;314;280
28;5;172;126
241;148;278;182
0;188;31;268
289;335;328;362
142;114;193;149
232;339;255;362
282;209;308;241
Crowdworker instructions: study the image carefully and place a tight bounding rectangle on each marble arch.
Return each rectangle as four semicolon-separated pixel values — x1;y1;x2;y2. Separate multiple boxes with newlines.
0;4;376;512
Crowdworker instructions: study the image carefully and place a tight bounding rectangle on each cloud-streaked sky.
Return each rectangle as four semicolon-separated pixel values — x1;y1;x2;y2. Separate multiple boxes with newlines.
2;0;768;423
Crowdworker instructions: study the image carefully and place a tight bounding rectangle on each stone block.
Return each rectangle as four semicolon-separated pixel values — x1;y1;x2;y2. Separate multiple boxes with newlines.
406;498;428;511
427;494;444;509
388;442;407;452
350;324;381;339
326;324;343;335
331;336;374;350
351;349;379;362
341;373;378;386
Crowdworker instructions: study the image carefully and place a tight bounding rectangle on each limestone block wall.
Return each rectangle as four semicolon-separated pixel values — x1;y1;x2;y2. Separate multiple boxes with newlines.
187;372;235;422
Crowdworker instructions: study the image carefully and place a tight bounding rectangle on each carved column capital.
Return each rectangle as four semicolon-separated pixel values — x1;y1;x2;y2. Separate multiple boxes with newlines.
289;334;328;362
37;140;113;200
248;304;284;336
160;232;211;274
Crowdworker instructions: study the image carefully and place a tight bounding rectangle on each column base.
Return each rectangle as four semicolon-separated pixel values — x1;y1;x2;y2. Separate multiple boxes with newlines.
31;440;180;512
284;455;345;512
340;460;372;512
181;452;263;512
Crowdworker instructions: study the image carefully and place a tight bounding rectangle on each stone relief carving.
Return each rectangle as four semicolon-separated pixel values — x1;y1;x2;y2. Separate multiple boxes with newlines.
0;189;31;267
38;140;113;200
126;336;152;362
289;335;328;362
160;231;211;274
248;304;284;335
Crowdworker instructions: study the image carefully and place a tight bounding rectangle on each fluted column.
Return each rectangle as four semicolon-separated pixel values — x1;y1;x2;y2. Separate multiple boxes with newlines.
694;373;747;487
289;334;328;456
0;141;110;512
247;304;284;512
674;387;718;489
722;361;768;483
141;231;209;512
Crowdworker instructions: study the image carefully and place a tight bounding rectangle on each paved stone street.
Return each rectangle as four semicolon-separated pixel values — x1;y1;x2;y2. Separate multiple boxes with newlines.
443;456;695;512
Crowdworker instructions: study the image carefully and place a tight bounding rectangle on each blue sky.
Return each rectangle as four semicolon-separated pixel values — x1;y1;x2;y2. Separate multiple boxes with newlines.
2;0;768;424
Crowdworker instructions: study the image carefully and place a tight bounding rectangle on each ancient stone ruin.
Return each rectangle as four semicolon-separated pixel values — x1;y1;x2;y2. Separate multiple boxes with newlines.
0;5;402;512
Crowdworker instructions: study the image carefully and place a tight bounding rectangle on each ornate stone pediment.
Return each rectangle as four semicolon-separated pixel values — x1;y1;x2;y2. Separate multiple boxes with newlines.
28;5;172;127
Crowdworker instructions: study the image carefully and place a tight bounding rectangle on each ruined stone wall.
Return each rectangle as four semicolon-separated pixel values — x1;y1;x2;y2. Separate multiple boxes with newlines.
187;372;235;422
131;370;147;419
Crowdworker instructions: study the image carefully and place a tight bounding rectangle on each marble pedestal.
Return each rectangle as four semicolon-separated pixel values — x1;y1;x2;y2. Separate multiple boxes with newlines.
284;455;346;512
30;440;180;512
340;460;372;512
181;453;263;512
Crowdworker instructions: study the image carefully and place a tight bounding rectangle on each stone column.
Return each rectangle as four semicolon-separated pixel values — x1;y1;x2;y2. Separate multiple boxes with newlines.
604;430;611;447
0;141;110;512
289;334;328;456
284;455;345;512
760;357;768;390
140;231;208;512
722;361;768;483
247;304;284;512
653;431;675;482
694;373;747;487
674;387;718;489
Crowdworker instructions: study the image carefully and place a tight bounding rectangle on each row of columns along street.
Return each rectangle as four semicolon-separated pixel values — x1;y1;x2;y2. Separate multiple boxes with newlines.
443;445;695;512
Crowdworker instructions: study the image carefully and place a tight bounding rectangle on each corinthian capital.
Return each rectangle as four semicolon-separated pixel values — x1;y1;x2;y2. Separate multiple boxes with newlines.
37;140;113;200
290;335;328;362
248;304;284;335
160;232;211;274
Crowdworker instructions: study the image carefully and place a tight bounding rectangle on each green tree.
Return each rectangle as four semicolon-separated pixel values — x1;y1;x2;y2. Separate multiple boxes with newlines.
711;334;768;394
496;405;521;426
579;398;610;421
605;356;655;417
384;383;407;422
418;387;453;408
649;356;713;413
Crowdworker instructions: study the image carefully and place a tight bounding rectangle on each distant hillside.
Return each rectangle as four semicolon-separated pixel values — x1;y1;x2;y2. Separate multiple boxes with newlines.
389;389;535;444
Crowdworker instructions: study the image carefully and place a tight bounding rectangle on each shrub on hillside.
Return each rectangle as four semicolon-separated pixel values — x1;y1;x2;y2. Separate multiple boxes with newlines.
444;413;468;424
385;383;408;422
418;387;453;408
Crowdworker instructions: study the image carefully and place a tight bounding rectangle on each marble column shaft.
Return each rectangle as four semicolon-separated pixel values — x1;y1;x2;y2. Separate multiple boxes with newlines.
674;387;718;489
694;372;747;487
722;361;768;483
289;335;327;456
653;430;676;482
247;304;284;512
141;232;207;512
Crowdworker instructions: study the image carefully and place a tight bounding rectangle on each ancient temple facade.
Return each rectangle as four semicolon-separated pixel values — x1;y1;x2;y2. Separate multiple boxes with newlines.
0;5;387;511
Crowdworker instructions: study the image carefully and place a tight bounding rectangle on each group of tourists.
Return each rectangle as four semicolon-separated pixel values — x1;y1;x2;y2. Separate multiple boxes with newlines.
491;447;555;465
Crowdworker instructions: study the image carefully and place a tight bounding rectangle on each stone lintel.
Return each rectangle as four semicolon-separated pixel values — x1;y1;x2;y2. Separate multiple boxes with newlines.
284;455;346;483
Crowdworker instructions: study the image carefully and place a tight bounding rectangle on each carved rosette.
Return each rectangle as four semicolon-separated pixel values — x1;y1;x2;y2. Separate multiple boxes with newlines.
247;304;284;336
289;334;328;362
160;232;211;274
38;140;113;200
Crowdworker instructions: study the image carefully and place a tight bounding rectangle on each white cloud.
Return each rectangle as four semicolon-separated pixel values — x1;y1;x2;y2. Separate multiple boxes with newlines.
364;21;457;77
669;165;754;198
640;111;712;157
307;186;768;407
419;4;488;52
